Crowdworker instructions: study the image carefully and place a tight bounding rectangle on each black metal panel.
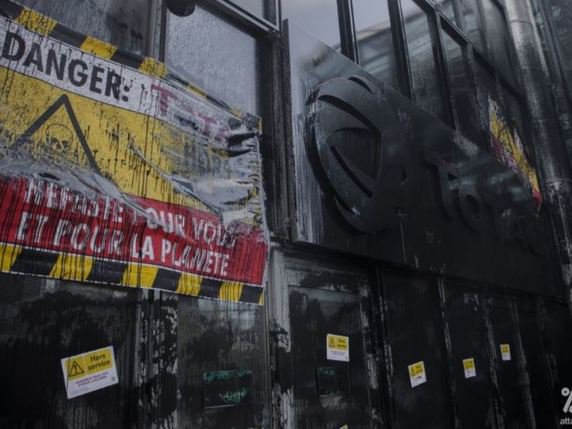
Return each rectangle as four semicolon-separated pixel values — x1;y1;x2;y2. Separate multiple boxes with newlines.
0;274;138;428
285;21;554;294
517;301;558;428
544;302;572;404
487;296;530;428
176;297;269;429
443;283;496;429
382;270;453;428
289;287;372;428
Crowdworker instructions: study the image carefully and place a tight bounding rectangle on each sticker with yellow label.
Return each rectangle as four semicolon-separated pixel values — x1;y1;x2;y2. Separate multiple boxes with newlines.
61;346;118;399
326;334;350;362
500;344;511;361
408;360;427;388
463;358;476;379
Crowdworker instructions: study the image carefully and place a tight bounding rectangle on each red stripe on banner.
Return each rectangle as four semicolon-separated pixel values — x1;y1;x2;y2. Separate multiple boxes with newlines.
0;177;267;285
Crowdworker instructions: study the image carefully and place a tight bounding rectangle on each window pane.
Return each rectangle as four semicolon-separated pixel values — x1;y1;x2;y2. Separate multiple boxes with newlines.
482;0;516;85
442;31;481;144
166;5;261;115
230;0;274;22
475;61;499;152
19;0;150;55
402;0;445;119
353;0;399;89
437;0;457;24
502;88;530;153
540;0;572;100
476;62;497;111
282;0;340;48
461;0;485;51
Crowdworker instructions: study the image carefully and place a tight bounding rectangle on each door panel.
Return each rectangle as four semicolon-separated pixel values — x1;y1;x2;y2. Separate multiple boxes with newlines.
443;284;496;429
290;287;371;428
544;302;572;411
269;251;381;429
382;271;453;429
518;302;557;428
0;274;138;428
176;298;269;429
488;297;530;429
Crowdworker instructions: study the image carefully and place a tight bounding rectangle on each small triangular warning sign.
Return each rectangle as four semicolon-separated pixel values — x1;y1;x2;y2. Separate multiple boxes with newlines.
68;359;85;378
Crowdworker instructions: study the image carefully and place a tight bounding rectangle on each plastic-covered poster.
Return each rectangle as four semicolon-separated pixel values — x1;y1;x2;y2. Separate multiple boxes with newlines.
0;2;267;304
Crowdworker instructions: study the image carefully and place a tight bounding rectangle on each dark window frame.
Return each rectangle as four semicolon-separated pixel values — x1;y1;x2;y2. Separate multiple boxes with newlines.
479;0;520;87
400;0;453;123
440;18;481;139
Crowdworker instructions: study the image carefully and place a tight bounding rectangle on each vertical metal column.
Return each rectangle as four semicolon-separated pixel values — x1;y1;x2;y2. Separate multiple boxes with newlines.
504;0;572;313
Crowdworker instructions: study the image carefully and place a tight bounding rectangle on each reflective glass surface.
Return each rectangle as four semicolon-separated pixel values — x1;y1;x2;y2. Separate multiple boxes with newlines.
282;0;340;48
442;31;480;145
402;0;445;119
482;0;516;86
166;5;261;115
20;0;150;55
230;0;273;22
353;0;399;89
461;0;485;51
502;87;531;154
437;0;457;24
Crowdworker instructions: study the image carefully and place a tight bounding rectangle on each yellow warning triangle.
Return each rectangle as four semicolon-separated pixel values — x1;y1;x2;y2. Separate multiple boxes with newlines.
68;359;85;379
13;95;99;172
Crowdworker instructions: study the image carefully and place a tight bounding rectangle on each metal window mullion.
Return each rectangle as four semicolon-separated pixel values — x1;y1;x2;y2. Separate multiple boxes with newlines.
337;0;358;60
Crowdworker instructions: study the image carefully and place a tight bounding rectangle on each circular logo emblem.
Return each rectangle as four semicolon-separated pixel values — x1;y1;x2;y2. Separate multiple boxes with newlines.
306;76;407;233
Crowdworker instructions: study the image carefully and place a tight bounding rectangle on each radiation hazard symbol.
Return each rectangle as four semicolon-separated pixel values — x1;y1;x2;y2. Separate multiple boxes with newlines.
60;346;118;399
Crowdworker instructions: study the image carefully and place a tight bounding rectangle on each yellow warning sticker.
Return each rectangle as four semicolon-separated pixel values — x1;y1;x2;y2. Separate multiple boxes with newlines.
500;344;511;361
65;356;86;381
61;346;118;399
327;334;350;362
408;360;427;388
462;358;476;379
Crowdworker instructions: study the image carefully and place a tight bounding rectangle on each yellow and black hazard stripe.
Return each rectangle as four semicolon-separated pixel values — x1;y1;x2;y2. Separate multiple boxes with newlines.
0;0;261;131
0;244;264;304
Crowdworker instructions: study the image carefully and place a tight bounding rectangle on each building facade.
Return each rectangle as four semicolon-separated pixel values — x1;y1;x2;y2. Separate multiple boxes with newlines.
0;0;571;428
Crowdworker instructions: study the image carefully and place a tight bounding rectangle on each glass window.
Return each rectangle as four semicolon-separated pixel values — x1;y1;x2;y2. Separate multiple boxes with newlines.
541;0;572;100
19;0;150;56
353;0;399;89
166;5;261;115
502;88;531;153
442;31;481;144
475;60;500;151
177;298;269;428
437;0;457;24
460;0;485;51
402;0;445;119
282;0;340;48
230;0;275;23
481;0;517;85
